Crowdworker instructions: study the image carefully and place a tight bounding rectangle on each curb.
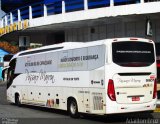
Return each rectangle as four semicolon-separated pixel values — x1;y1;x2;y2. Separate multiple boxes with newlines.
154;108;160;112
154;103;160;112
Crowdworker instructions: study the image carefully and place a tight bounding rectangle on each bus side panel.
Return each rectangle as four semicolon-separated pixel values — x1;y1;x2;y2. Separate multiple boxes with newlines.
8;44;107;115
89;69;106;114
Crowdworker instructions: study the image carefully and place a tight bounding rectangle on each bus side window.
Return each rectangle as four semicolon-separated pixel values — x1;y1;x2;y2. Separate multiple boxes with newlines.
9;59;16;71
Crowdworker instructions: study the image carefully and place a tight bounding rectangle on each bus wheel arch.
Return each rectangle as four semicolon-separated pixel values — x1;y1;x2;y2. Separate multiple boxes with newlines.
67;97;79;118
15;92;21;106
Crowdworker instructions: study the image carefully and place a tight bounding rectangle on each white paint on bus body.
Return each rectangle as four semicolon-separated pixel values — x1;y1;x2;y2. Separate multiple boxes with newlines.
7;38;157;115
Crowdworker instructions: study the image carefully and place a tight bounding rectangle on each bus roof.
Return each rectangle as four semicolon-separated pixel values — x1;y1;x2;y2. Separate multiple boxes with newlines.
11;37;152;60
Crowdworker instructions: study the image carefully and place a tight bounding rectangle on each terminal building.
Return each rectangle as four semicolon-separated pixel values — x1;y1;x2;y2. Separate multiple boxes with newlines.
0;0;160;47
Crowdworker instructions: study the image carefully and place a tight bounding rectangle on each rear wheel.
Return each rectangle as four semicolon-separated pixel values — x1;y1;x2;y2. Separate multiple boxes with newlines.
15;94;21;106
68;99;79;118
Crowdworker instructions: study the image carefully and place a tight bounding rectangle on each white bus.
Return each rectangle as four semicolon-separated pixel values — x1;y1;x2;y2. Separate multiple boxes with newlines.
7;38;157;118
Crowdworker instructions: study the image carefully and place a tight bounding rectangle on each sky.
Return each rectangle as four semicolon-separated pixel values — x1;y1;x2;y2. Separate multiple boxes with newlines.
0;1;5;18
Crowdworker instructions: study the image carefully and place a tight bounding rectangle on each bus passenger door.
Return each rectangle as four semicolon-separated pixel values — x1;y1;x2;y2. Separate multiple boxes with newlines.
21;87;28;103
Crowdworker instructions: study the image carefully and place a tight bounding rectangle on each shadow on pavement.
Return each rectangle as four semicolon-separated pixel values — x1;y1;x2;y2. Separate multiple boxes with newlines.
14;104;154;123
81;112;154;123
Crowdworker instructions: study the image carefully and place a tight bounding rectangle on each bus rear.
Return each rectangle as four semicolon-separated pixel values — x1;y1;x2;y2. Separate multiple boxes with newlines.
106;38;157;114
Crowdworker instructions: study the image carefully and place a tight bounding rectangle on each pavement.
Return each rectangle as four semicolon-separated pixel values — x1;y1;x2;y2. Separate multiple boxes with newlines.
0;81;160;124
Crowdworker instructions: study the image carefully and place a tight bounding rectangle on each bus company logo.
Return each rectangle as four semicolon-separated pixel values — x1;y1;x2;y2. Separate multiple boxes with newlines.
25;69;55;84
91;80;101;85
117;78;141;83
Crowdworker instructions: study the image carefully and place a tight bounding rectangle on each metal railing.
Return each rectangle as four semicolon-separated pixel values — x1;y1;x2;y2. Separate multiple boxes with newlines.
0;0;159;28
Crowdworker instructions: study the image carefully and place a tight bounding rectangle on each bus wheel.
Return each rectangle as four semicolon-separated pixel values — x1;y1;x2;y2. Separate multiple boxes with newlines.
68;99;79;118
15;93;21;106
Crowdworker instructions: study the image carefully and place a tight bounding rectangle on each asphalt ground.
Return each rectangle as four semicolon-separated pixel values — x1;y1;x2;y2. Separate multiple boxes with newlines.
0;82;160;124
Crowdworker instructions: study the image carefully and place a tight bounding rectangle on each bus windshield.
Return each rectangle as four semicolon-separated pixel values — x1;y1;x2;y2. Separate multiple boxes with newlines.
112;41;155;67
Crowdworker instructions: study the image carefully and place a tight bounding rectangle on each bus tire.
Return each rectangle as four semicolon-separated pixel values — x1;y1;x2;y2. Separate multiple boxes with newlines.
68;99;79;118
15;93;21;106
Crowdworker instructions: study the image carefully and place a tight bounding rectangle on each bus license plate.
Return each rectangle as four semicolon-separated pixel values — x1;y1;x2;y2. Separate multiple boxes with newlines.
132;97;140;101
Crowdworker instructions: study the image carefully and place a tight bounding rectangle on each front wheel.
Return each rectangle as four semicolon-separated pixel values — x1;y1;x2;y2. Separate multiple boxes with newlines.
68;99;79;118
